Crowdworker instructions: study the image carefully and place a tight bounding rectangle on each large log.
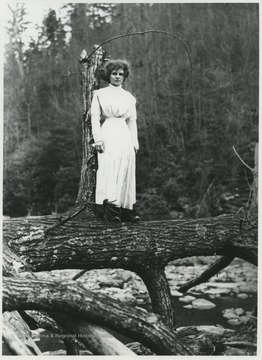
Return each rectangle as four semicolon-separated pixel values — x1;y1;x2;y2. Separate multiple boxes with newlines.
2;311;42;355
3;275;192;355
3;209;257;337
52;317;137;355
19;308;134;355
3;213;257;275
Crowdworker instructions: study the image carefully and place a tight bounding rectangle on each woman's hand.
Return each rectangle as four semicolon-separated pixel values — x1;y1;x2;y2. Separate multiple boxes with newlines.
93;141;105;153
134;146;139;154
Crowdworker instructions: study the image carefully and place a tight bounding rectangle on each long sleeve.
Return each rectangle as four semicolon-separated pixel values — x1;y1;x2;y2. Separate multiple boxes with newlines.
126;99;139;150
91;92;103;142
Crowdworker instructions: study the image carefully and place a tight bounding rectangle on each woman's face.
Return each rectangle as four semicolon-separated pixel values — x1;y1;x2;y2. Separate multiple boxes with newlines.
110;67;125;86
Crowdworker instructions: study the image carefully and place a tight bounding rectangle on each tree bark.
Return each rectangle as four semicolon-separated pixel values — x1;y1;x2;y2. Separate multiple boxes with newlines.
52;316;137;356
136;265;176;330
2;320;35;356
76;46;106;207
3;208;257;350
3;213;257;275
21;306;138;355
2;311;42;355
3;276;192;355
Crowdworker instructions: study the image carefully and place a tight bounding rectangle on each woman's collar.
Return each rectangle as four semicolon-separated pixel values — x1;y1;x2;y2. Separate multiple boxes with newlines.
109;84;123;89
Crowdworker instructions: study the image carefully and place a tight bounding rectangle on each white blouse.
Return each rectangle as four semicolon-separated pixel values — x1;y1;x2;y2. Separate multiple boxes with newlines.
91;84;139;150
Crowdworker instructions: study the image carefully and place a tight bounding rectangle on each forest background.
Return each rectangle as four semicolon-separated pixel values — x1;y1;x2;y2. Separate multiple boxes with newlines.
3;2;259;221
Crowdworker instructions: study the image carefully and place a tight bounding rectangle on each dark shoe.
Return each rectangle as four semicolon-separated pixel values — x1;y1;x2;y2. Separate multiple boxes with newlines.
121;209;140;222
103;201;121;222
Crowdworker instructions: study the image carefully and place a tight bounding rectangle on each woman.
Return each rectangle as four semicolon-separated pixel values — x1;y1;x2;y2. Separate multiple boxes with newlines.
91;59;140;222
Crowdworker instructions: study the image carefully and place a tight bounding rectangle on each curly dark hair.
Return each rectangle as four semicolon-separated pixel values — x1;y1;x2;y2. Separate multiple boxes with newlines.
103;59;130;82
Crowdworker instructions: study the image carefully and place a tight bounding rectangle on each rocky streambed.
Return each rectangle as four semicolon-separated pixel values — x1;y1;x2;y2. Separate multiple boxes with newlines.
3;257;257;356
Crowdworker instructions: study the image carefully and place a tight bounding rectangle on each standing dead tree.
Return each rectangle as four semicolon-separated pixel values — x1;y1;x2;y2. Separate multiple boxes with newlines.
2;44;258;355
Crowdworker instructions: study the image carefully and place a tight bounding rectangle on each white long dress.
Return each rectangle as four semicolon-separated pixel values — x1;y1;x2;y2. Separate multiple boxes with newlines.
91;84;139;210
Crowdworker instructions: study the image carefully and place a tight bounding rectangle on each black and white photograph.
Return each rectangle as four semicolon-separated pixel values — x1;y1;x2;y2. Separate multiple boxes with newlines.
2;1;259;357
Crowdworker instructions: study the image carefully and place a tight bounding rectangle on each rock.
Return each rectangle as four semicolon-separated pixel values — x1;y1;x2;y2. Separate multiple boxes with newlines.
170;289;183;297
205;287;231;295
227;318;241;326
178;295;196;303
239;285;257;293
183;304;193;309
191;299;216;310
205;282;239;290
216;271;227;280
165;271;178;280
234;308;245;315
222;308;239;319
99;277;124;288
239;314;252;324
136;298;145;305
209;295;216;299
194;284;208;292
237;293;248;299
169;279;177;286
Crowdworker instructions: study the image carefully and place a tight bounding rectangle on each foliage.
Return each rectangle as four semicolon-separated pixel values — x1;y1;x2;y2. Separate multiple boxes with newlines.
3;3;258;218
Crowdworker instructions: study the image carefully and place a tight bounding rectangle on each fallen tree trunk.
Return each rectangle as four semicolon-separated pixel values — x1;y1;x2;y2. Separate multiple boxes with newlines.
3;207;257;335
3;275;192;355
2;320;36;356
51;317;137;356
3;208;257;345
2;311;42;355
3;212;257;274
19;307;136;355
